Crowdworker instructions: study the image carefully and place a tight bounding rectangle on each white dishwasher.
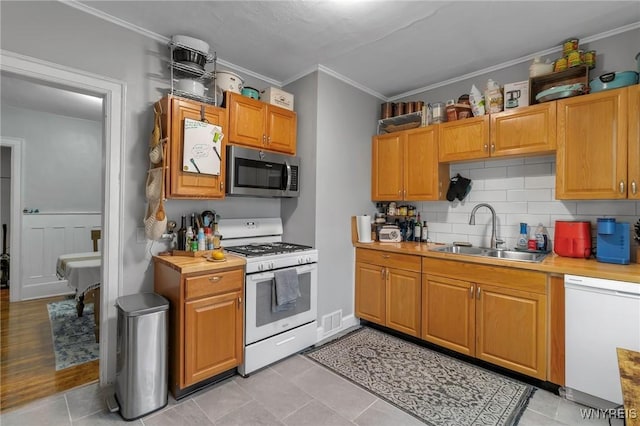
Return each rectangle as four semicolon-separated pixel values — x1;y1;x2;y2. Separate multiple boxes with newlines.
564;274;640;409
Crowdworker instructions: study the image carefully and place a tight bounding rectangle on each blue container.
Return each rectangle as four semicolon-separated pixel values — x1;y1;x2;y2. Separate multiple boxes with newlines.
597;217;616;235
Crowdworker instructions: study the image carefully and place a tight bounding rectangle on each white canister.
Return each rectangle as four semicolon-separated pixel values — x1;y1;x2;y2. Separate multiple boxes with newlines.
215;70;244;94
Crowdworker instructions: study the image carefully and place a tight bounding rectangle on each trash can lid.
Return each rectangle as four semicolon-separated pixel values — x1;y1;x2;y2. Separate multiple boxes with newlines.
116;293;169;316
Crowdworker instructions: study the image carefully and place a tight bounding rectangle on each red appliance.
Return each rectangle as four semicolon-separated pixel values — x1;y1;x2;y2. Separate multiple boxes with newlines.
554;221;592;258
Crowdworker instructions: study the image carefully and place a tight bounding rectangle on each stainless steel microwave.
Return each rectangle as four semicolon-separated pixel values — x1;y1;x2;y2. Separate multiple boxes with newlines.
226;146;300;197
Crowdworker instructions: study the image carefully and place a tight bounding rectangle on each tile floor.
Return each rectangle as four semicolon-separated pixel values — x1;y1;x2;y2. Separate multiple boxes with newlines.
0;352;626;426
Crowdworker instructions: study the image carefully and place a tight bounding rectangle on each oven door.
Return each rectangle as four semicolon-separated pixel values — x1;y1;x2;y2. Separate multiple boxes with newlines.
245;263;317;345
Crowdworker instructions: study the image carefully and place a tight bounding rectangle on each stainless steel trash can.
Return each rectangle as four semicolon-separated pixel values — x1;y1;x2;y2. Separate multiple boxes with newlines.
113;293;169;420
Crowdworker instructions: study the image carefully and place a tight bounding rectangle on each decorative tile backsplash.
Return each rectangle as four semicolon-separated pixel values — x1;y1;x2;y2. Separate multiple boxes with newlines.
416;155;640;250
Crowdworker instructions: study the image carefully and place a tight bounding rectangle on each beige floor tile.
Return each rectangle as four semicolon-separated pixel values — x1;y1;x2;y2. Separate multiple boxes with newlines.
0;395;71;426
142;399;213;426
354;399;425;426
193;379;254;421
233;366;313;419
290;365;376;421
283;400;354;426
215;400;285;426
71;409;142;425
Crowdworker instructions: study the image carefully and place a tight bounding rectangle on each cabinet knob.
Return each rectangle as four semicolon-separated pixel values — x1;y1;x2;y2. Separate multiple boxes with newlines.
619;180;625;194
490;144;495;153
238;297;242;308
476;286;481;299
263;134;267;144
220;182;224;190
632;180;637;195
208;276;221;282
469;285;474;298
381;254;390;259
267;136;271;145
484;144;488;152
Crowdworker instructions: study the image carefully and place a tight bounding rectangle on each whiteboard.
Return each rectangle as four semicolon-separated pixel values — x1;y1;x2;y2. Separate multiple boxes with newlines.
182;118;223;175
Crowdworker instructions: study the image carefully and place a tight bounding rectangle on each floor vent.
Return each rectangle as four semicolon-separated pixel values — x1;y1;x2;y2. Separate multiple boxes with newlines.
322;310;343;335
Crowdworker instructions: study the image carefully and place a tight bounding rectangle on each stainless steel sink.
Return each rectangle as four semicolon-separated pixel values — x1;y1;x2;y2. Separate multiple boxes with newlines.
432;245;547;263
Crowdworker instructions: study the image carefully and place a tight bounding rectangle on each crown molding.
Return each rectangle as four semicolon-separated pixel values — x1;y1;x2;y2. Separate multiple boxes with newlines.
60;1;640;101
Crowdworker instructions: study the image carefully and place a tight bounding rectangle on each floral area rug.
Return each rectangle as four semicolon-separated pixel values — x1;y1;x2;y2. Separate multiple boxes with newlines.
305;327;533;426
47;299;99;370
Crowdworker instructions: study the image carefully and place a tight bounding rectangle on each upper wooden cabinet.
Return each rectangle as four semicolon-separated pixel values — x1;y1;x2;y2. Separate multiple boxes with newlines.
627;84;639;200
555;86;634;199
438;115;490;162
227;92;297;155
490;102;557;157
157;96;227;199
372;126;449;201
438;103;556;162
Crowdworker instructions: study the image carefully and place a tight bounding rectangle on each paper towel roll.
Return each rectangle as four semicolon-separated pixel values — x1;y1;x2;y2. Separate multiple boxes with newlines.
356;215;373;243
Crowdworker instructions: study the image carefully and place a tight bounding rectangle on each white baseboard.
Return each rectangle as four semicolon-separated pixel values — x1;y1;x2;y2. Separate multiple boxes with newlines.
21;281;75;301
316;313;360;342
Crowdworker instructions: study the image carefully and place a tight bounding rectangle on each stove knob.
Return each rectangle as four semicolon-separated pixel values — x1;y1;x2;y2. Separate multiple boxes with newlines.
297;257;303;264
306;255;312;263
258;263;264;272
270;261;275;269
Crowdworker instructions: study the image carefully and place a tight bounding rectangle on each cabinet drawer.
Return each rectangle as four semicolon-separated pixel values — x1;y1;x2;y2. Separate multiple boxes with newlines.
185;268;243;300
422;257;546;294
356;248;420;272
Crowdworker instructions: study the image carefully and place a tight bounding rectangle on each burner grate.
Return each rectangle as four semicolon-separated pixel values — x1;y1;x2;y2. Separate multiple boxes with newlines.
225;242;312;257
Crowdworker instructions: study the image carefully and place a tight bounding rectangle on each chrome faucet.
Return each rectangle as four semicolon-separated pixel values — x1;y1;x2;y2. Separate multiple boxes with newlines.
469;203;504;249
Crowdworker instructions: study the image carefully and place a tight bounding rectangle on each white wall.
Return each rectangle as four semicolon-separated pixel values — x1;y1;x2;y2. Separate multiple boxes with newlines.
1;105;102;212
313;71;378;327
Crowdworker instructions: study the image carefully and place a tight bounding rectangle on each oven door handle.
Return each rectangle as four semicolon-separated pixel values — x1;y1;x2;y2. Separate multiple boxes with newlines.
283;161;291;191
247;265;316;282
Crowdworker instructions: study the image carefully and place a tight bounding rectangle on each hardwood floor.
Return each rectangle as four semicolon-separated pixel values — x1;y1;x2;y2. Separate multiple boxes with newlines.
0;289;98;412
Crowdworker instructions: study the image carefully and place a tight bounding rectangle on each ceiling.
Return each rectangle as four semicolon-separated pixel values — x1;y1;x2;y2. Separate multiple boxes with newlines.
2;1;638;122
73;0;640;99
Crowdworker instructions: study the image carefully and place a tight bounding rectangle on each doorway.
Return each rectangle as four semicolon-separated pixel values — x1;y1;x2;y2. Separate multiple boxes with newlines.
0;50;124;404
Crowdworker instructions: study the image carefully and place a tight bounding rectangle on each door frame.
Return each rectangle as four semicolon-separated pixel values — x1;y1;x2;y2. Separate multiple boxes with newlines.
0;49;126;385
0;137;23;302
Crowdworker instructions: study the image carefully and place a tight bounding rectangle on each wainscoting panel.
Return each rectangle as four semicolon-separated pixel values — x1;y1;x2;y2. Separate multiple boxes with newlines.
21;213;102;300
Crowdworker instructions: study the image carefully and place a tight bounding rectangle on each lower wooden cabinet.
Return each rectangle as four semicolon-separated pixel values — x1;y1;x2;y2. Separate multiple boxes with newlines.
154;259;244;397
422;258;548;380
355;249;421;337
184;290;243;386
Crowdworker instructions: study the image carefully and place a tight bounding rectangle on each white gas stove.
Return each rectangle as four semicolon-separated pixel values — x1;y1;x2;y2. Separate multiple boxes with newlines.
218;218;318;376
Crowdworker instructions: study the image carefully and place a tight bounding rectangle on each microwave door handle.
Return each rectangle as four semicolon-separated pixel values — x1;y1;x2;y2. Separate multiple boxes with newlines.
283;161;291;191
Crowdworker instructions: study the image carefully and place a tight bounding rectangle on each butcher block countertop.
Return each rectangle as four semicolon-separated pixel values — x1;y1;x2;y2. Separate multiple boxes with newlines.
153;252;246;275
353;241;640;284
616;347;640;426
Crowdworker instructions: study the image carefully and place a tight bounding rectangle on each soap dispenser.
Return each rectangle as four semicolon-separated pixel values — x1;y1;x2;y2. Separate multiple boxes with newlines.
517;223;528;249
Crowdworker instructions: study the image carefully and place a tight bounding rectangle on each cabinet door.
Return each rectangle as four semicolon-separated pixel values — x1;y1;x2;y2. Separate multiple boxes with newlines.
422;275;475;356
491;102;557;157
438;115;490;162
475;284;547;380
167;97;227;198
556;88;628;199
386;267;421;337
266;106;297;154
371;133;403;201
355;262;385;324
628;85;640;200
228;92;267;149
184;290;243;386
404;127;448;201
